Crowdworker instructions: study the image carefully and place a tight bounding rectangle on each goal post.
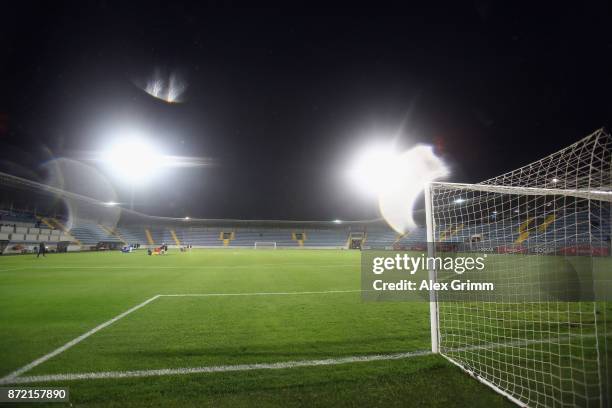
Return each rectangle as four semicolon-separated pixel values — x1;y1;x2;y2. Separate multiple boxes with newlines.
426;129;611;408
254;242;277;249
424;182;439;354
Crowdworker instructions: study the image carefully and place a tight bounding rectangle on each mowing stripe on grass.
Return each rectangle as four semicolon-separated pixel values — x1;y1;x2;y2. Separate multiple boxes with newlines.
0;295;162;384
2;350;433;384
160;290;362;297
35;264;358;268
1;263;357;270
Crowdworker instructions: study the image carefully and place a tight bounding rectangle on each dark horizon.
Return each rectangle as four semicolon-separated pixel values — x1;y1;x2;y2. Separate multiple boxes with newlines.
2;3;612;220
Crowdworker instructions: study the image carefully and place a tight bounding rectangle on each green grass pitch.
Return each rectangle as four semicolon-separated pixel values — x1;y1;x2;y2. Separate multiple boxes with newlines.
0;249;521;407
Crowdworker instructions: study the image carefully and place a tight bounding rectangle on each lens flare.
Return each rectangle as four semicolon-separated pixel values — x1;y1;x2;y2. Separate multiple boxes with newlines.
141;69;187;103
348;143;448;233
378;145;448;233
42;158;120;231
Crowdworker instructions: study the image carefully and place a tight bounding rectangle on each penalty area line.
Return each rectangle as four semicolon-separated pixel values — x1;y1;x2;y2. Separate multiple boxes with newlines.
4;350;433;384
0;267;28;272
0;289;365;385
0;295;162;385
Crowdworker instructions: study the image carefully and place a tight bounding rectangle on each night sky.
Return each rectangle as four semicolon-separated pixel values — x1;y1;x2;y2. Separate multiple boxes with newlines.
2;2;612;220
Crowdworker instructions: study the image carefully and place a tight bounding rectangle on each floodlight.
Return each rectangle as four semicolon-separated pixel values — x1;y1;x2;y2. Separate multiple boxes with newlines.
454;198;466;204
102;138;162;183
184;216;190;220
333;219;342;224
347;142;399;197
551;178;559;183
347;142;448;234
105;201;118;206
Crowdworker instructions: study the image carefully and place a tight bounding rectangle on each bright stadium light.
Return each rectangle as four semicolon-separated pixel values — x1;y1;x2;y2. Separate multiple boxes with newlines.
347;142;448;233
105;201;118;206
551;178;559;183
97;128;212;210
454;198;466;204
184;216;190;220
333;219;342;224
347;142;399;197
102;137;162;183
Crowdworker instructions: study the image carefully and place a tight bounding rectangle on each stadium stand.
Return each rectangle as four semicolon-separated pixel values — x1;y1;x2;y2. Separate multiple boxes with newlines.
70;221;121;245
116;226;147;245
179;227;222;246
362;229;397;248
230;228;297;247
1;204;609;254
302;229;349;248
0;210;79;254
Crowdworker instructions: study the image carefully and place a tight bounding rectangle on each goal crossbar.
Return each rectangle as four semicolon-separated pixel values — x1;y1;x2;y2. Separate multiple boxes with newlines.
254;242;277;249
430;181;612;202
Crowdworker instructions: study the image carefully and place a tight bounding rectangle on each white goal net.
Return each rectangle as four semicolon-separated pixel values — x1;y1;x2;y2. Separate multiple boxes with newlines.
254;242;277;249
426;129;611;407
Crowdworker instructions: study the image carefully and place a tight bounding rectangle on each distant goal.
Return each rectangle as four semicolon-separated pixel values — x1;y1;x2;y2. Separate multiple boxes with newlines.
254;242;277;249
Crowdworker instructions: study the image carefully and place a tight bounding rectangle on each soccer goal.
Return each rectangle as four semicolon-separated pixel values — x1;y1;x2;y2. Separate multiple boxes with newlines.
425;129;611;407
254;242;277;249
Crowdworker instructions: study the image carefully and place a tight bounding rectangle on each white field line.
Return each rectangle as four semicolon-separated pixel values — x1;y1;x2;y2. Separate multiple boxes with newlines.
3;350;433;384
0;289;364;385
5;329;607;385
0;267;28;272
0;295;162;385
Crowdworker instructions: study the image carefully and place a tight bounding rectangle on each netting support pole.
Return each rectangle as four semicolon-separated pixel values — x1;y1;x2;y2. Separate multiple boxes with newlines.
424;183;439;353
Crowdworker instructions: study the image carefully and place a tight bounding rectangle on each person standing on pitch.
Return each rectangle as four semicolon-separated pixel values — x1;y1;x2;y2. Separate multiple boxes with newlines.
37;241;46;258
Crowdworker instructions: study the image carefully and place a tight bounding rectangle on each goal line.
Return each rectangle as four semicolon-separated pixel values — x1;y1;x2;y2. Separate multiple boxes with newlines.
4;351;433;385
